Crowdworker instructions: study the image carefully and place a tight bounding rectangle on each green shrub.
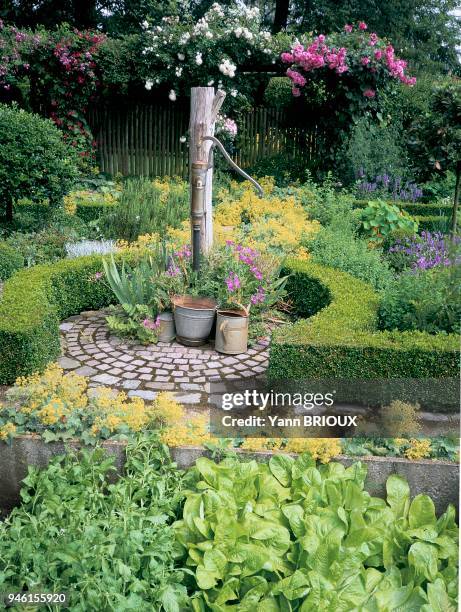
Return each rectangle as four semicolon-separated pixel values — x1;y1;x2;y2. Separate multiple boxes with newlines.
269;260;459;409
243;153;310;186
0;255;125;384
422;172;457;201
64;188;120;222
354;199;452;218
338;116;410;184
9;198;53;232
298;178;358;227
0;243;24;281
0;104;78;221
379;267;461;334
76;200;115;222
307;222;393;290
415;215;451;233
263;76;293;107
100;178;188;241
2;196;115;225
5;215;88;267
360;200;418;243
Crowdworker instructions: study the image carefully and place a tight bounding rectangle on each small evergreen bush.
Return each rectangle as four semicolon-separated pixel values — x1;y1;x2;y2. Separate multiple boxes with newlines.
0;242;24;280
0;104;78;221
379;266;461;334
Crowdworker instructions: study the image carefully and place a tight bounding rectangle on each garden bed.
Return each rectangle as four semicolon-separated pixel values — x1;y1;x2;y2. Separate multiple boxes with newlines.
269;258;459;411
0;434;458;515
1;253;458;393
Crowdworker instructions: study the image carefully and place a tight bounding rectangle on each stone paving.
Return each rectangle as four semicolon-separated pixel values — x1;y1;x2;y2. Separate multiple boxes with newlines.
59;309;269;406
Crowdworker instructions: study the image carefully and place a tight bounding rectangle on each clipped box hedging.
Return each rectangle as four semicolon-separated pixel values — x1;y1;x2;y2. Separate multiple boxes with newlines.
74;201;114;222
0;255;125;384
414;215;450;232
269;260;459;407
14;199;113;223
353;199;452;217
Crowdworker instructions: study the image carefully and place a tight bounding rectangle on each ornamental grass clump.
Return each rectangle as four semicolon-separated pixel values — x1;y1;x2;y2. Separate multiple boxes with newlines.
0;364;185;445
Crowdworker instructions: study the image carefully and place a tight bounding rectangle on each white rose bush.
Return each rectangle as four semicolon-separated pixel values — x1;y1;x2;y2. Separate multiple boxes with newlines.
141;2;287;110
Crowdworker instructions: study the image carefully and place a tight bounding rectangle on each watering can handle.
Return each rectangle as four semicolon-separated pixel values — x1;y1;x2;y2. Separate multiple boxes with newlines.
219;320;229;340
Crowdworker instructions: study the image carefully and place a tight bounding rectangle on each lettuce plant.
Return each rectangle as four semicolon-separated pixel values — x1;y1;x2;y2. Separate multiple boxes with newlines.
174;454;458;610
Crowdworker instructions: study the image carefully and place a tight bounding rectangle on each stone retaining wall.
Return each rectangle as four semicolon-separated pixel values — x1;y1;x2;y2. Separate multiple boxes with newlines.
0;436;458;516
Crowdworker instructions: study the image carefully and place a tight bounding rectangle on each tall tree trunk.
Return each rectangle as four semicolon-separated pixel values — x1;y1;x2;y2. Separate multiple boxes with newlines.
451;160;461;235
272;0;290;33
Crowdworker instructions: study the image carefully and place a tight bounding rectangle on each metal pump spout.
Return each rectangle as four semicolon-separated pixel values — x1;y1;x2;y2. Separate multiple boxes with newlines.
190;135;264;272
202;136;264;197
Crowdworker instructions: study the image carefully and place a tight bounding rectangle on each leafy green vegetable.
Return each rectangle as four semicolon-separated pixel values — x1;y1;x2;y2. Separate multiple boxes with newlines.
175;454;458;610
0;435;190;611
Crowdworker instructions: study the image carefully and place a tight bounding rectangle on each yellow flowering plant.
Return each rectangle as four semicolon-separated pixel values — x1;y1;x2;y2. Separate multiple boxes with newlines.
214;180;320;257
240;437;341;463
166;179;319;258
0;364;186;445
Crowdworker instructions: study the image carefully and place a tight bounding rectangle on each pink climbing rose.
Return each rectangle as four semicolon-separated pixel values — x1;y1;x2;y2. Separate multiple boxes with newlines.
281;23;416;98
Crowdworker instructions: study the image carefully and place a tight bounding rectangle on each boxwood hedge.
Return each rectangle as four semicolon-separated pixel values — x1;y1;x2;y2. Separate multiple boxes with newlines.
414;215;450;232
16;198;112;223
269;259;459;409
353;199;452;218
0;256;123;384
0;243;24;281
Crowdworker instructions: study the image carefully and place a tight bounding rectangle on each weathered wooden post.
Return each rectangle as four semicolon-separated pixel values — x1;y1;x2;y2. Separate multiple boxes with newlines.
189;87;225;262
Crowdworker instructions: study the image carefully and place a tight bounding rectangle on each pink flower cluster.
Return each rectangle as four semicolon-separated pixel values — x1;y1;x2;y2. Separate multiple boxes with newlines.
174;245;192;260
282;37;348;80
223;118;238;136
384;45;416;86
142;316;160;330
224;241;267;307
282;38;348;95
54;42;97;77
282;22;416;98
225;272;241;292
251;286;265;305
166;262;181;277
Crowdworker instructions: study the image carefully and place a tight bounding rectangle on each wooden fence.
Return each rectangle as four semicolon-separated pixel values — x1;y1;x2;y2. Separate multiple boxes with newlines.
88;105;321;177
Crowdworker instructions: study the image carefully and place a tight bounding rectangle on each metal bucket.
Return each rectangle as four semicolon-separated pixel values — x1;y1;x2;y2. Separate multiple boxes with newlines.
158;311;175;343
215;310;249;354
173;295;217;346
